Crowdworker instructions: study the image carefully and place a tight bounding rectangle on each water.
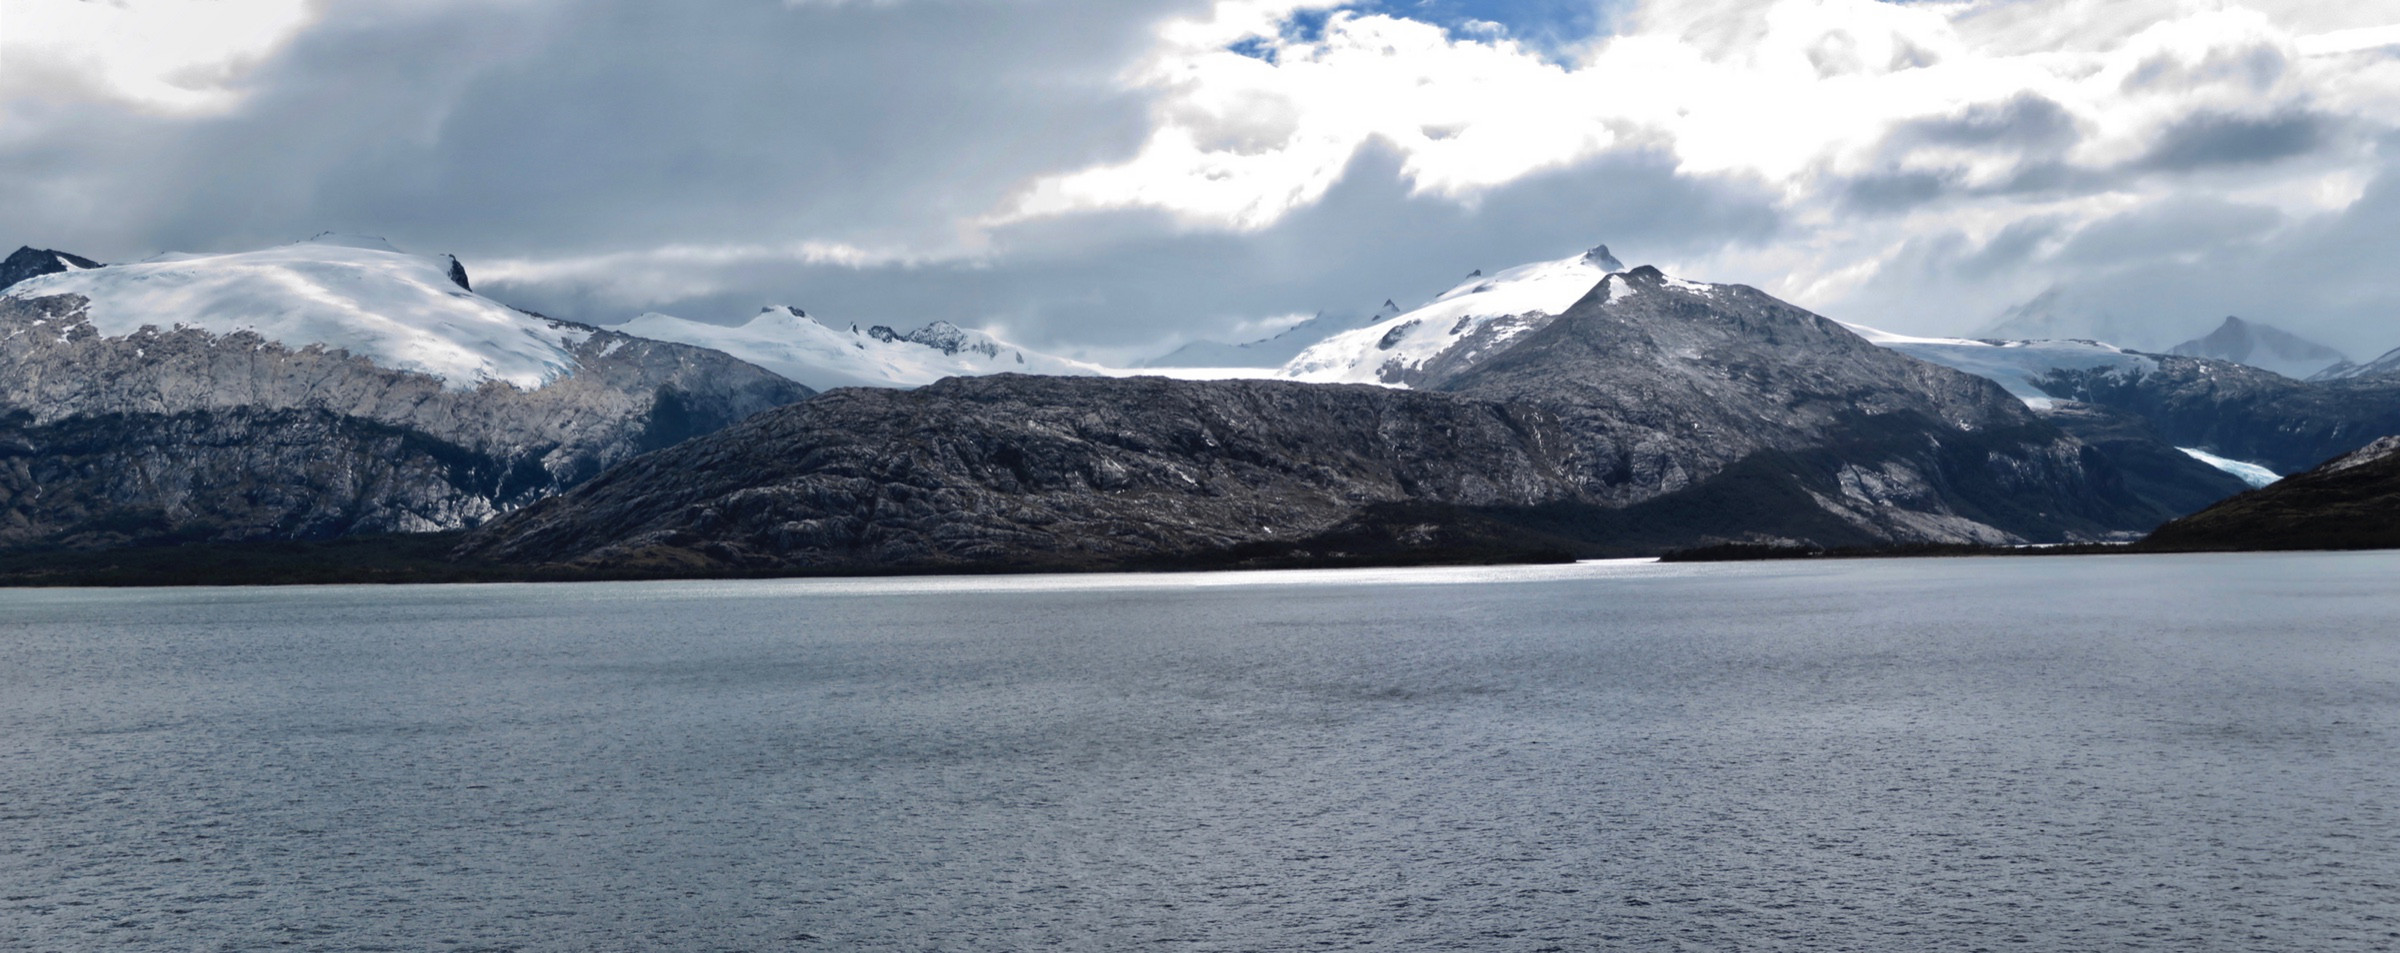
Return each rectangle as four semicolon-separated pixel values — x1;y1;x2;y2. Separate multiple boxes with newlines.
3;553;2397;951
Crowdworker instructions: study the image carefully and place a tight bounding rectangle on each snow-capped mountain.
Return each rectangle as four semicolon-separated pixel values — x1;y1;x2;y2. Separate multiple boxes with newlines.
2169;316;2348;380
1143;304;1398;369
619;306;1106;391
0;235;809;546
1282;245;1623;386
1834;324;2158;408
2311;344;2400;382
5;234;586;390
468;259;2248;574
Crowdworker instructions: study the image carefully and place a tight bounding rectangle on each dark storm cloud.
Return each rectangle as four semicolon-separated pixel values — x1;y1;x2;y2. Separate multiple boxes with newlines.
483;144;1786;359
1901;94;2082;151
0;0;1194;261
2038;148;2400;356
5;0;2394;362
2054;198;2283;267
2138;110;2331;171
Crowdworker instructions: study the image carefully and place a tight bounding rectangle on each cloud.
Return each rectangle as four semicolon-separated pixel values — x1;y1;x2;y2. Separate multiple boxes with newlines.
3;0;2399;362
0;0;320;115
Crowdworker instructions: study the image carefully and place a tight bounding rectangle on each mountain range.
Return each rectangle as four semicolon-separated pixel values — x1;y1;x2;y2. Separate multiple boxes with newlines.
460;264;2245;573
3;235;2392;574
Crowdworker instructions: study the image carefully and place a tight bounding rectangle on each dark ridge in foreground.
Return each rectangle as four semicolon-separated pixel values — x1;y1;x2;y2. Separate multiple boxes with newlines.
2140;435;2400;552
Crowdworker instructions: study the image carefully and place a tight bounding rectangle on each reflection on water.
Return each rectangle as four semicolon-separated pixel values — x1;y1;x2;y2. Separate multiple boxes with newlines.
3;552;2397;951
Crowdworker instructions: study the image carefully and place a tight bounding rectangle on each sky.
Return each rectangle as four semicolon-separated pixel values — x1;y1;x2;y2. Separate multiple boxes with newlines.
6;0;2400;361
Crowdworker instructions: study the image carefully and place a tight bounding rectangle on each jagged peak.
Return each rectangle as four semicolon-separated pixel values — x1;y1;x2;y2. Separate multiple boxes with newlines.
444;255;471;292
1582;244;1623;271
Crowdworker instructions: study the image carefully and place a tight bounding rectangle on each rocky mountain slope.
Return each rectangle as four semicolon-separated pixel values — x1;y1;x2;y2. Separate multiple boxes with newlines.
1835;324;2157;407
2032;355;2400;475
463;264;2246;573
2168;316;2348;380
0;239;811;548
2312;344;2400;382
2143;436;2400;551
619;305;1105;391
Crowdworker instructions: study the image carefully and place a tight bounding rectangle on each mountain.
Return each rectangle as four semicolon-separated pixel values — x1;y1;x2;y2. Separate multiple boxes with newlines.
462;261;2244;574
1282;245;1623;386
1830;324;2289;486
2311;344;2400;382
1978;287;2166;350
2168;316;2348;380
0;246;102;291
456;376;1600;571
1425;266;2243;533
619;306;1106;391
0;236;811;548
2032;355;2400;476
1836;324;2157;407
1142;304;1395;369
2142;436;2400;552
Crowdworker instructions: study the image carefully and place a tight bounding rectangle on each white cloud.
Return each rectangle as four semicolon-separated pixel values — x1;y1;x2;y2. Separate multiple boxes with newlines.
1010;0;2399;230
0;0;320;114
984;0;2400;341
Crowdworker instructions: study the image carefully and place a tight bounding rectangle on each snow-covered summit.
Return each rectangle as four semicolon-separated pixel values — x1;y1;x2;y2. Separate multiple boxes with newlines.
618;306;1106;391
1281;245;1625;387
1836;324;2158;408
2;236;588;390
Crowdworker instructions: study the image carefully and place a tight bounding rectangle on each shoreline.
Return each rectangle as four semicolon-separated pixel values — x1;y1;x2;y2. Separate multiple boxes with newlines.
4;532;2391;588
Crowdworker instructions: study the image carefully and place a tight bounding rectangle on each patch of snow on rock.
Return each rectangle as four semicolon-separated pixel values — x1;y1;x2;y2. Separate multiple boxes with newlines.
1282;246;1622;387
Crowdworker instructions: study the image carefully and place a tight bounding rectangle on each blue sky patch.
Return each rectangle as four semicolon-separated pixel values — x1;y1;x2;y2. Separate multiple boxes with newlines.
1228;1;1625;62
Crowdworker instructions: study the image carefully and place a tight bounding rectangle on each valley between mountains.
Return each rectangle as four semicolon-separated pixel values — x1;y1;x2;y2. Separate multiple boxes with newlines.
3;237;2396;583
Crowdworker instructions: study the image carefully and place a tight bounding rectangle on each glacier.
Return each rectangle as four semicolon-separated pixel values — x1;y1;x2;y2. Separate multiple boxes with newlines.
3;234;587;391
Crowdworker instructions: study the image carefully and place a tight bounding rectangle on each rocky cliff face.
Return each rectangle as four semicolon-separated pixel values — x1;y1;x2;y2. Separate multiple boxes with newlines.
458;376;1589;571
463;267;2241;573
1431;267;2242;542
2034;355;2400;474
0;407;505;548
0;293;812;546
0;247;101;291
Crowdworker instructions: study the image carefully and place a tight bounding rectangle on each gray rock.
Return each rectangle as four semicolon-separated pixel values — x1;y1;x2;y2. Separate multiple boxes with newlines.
0;247;101;291
463;267;2237;573
2035;354;2400;474
0;293;813;545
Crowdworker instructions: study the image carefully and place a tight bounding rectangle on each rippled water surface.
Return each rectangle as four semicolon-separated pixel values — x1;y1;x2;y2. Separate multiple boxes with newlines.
4;553;2399;951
